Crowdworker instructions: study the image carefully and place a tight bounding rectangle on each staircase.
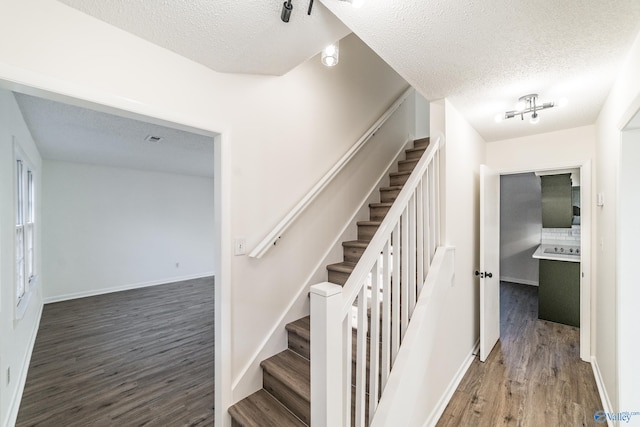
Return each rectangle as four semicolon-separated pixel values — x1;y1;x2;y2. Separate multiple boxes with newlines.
229;137;430;427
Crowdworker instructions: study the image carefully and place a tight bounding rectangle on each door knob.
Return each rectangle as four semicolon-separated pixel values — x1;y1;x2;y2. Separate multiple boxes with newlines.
474;271;492;278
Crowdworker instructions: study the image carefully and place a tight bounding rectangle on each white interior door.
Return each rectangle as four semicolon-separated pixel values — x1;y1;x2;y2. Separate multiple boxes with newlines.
479;165;500;362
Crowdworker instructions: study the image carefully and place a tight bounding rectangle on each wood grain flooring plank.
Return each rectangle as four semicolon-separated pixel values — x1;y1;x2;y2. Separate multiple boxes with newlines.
436;282;602;427
16;276;214;427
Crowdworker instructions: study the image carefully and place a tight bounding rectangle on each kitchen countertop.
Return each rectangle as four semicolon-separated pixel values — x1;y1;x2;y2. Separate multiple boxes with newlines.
533;244;581;263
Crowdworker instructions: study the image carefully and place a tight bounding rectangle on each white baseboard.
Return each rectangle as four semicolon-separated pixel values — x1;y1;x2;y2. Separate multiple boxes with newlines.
500;276;539;287
423;340;480;427
5;301;43;427
591;356;614;427
43;272;214;304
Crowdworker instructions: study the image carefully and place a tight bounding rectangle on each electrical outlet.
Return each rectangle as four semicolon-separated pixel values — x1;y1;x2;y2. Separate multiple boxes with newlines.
234;238;247;256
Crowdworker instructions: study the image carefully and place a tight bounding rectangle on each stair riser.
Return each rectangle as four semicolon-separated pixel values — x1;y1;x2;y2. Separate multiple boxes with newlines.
288;332;310;360
369;205;391;221
344;246;366;263
358;224;379;241
328;270;350;286
263;372;310;425
398;159;419;172
390;174;410;186
405;148;425;160
380;188;401;203
414;137;430;149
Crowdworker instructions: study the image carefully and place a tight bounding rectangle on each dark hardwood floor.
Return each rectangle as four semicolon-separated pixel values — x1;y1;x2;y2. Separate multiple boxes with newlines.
437;281;602;427
16;276;214;427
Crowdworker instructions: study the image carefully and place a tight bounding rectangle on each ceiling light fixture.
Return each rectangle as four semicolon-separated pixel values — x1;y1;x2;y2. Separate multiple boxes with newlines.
321;42;339;67
500;94;556;124
282;0;317;22
281;0;293;22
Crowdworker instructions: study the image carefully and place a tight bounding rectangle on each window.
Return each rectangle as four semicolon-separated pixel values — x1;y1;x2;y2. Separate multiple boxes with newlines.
15;155;36;309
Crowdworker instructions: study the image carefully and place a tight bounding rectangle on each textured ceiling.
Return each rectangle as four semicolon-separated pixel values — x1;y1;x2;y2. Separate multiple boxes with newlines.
51;0;640;143
321;0;640;141
14;93;215;177
56;0;351;75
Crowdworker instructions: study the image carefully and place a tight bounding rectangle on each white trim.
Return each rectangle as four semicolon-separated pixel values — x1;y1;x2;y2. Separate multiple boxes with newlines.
617;92;640;130
249;86;414;259
592;356;614;427
500;276;539;287
231;137;414;393
42;272;215;304
214;132;232;427
496;159;592;362
5;301;43;427
423;340;480;427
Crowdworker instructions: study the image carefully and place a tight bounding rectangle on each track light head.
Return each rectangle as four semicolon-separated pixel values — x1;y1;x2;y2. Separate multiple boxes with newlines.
281;0;293;22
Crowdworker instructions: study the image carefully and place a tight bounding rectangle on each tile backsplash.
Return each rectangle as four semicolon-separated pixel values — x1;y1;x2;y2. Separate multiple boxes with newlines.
541;226;581;246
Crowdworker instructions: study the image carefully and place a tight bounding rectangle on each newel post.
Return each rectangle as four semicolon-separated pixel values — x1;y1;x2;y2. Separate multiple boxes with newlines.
310;282;343;426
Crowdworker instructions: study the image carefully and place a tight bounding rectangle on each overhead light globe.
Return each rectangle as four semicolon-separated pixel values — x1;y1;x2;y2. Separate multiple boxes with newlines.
530;112;540;124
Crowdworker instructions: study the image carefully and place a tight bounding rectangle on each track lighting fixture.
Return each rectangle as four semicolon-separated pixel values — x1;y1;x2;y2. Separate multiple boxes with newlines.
281;0;293;22
496;94;558;124
281;0;316;22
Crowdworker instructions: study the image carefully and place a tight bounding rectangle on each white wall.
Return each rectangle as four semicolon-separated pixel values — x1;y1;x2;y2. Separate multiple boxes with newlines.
0;2;410;423
619;128;640;416
0;89;43;427
42;160;215;302
413;91;431;138
499;173;541;286
486;125;596;171
402;99;486;424
595;30;640;415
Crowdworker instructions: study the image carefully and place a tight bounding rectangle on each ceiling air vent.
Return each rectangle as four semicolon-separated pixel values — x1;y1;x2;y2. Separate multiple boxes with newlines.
144;135;163;143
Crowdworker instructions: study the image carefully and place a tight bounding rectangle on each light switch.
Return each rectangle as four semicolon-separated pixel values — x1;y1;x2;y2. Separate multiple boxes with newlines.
234;238;247;256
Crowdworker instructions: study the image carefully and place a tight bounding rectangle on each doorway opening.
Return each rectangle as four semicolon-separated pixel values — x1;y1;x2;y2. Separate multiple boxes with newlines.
0;78;226;426
480;162;591;363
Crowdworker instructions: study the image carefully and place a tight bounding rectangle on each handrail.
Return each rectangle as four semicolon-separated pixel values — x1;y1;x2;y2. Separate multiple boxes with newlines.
249;86;414;258
341;137;441;313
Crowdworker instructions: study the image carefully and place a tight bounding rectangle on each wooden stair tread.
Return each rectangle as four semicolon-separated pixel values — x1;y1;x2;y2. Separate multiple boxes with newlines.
261;350;311;402
357;220;382;226
369;202;393;207
389;171;411;177
380;185;403;191
405;147;426;154
285;316;310;342
229;389;306;427
326;261;357;274
342;240;370;249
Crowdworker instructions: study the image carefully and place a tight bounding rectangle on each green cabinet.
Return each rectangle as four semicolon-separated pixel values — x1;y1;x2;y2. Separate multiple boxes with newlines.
541;174;572;228
538;259;580;327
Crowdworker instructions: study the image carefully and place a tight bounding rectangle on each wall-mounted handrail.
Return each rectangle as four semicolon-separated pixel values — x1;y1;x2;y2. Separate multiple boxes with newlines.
249;86;414;259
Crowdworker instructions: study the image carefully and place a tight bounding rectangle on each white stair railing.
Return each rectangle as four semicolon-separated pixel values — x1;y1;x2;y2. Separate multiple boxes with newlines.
310;136;443;426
